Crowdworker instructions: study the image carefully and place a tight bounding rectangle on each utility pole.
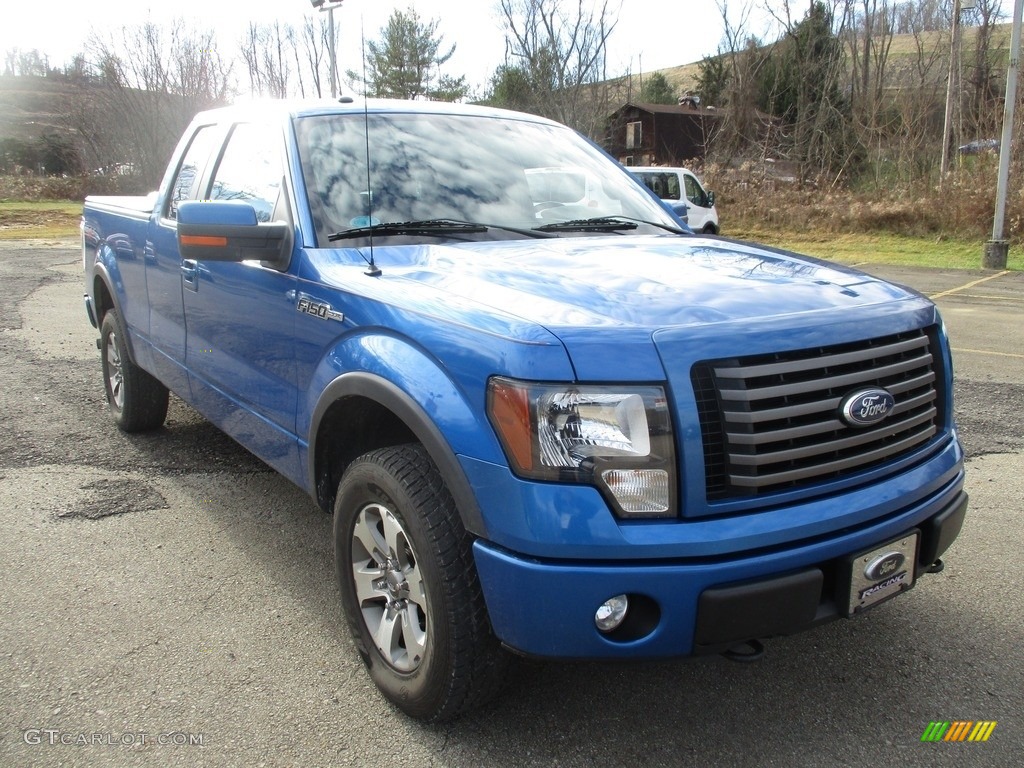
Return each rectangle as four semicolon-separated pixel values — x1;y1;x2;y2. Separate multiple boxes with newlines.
939;0;963;185
984;0;1023;269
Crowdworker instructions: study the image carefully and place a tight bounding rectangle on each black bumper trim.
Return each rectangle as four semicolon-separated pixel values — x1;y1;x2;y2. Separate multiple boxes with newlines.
692;489;969;655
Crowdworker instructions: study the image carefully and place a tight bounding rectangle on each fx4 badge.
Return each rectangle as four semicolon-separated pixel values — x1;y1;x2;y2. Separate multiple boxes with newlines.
297;295;344;322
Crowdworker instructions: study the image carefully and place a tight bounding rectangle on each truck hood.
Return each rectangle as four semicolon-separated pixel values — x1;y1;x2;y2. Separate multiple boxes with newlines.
372;234;916;329
318;234;929;381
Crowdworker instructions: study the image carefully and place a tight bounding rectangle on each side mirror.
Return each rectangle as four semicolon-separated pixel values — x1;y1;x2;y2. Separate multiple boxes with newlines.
177;200;291;267
705;190;716;208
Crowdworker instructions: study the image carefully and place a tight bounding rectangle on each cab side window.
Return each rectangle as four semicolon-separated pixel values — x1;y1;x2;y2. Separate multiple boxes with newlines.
208;123;285;223
639;172;680;201
664;173;681;202
167;125;220;220
684;174;705;207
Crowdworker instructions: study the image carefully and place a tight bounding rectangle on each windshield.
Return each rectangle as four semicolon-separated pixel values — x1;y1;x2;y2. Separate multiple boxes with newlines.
294;111;680;245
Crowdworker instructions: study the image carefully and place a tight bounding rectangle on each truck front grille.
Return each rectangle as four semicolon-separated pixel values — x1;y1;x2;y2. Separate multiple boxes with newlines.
691;327;943;500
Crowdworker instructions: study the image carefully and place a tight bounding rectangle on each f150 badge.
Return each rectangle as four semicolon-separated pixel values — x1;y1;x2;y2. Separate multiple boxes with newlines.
297;295;344;322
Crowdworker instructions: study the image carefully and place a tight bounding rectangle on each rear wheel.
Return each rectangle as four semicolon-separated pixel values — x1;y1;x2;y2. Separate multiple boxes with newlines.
334;444;508;722
100;308;169;432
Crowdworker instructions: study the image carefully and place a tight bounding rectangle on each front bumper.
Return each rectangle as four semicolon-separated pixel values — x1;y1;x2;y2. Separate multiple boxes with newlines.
473;484;967;659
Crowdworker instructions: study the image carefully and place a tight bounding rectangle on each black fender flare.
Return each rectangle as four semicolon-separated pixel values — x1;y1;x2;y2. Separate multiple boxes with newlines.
308;371;489;538
90;260;140;364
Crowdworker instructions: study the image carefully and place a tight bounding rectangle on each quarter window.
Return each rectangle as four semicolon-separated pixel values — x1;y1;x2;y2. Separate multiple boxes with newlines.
167;125;220;219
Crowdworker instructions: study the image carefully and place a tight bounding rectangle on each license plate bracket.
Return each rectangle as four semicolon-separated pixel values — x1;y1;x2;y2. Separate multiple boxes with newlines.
843;531;919;616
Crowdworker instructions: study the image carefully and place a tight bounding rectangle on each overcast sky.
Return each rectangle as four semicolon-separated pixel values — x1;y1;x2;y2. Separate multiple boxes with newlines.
0;0;779;94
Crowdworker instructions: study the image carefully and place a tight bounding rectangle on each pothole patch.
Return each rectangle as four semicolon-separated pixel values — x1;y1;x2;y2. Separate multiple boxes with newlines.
55;477;169;520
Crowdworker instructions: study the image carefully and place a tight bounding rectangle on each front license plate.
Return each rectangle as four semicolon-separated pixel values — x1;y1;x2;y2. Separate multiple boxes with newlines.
845;532;919;616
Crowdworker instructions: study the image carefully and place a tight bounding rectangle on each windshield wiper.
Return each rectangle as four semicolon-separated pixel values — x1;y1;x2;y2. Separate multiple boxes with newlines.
328;218;557;241
328;218;488;241
534;216;687;234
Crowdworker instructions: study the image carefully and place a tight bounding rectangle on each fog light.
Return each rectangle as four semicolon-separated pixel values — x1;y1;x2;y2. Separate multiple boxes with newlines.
595;594;629;632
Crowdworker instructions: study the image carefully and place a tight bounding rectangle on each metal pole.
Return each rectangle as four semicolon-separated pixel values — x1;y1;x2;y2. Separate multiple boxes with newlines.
329;6;337;99
940;0;962;185
984;0;1023;269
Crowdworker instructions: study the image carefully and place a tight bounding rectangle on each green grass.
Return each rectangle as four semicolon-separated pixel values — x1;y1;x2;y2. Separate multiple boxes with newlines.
0;201;80;240
727;227;1023;271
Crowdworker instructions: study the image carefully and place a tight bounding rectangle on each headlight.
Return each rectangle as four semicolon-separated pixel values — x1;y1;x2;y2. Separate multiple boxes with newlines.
487;377;677;518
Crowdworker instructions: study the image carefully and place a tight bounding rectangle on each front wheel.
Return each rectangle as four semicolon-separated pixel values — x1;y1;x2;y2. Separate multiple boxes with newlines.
334;444;508;722
100;309;169;432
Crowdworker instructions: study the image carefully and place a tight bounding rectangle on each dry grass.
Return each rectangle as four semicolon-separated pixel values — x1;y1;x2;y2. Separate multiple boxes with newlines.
700;153;1023;251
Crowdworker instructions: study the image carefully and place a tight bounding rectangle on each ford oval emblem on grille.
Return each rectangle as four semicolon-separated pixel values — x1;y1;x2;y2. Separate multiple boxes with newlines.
865;551;905;581
840;388;896;427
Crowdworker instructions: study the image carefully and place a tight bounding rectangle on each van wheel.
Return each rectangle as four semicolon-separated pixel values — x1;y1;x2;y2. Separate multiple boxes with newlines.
334;444;508;722
100;309;169;432
702;223;718;235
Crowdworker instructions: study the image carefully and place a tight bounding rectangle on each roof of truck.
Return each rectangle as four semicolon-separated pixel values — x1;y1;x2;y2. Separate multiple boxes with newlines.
193;97;561;127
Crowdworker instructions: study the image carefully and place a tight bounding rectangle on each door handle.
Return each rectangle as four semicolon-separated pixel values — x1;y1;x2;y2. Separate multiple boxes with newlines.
181;259;198;291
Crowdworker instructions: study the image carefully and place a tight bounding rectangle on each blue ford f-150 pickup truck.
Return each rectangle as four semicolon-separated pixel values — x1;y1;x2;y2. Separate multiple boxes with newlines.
83;99;968;722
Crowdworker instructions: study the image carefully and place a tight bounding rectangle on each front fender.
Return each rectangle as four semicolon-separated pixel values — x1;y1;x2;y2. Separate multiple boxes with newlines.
303;335;509;537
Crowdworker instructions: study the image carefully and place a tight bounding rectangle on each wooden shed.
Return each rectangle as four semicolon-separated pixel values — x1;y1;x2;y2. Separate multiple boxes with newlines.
604;101;722;167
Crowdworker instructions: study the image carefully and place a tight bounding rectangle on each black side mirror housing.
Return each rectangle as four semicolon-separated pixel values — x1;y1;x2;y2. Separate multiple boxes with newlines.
177;200;291;268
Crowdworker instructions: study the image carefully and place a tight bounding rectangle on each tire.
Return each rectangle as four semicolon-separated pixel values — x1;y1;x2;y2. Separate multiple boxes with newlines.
334;444;509;722
99;308;169;432
702;224;718;235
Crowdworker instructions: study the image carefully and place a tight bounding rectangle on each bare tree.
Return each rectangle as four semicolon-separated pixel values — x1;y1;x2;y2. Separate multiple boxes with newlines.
4;48;50;77
710;0;775;162
240;21;296;98
963;0;1005;140
241;15;334;99
762;0;854;182
847;0;897;120
844;0;900;184
299;16;331;98
498;0;620;137
79;21;233;185
888;2;948;183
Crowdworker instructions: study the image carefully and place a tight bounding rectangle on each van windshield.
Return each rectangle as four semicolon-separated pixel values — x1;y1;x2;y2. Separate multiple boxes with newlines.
295;112;679;244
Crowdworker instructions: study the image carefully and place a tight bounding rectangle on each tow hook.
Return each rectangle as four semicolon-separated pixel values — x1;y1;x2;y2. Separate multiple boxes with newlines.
721;638;765;663
924;558;945;574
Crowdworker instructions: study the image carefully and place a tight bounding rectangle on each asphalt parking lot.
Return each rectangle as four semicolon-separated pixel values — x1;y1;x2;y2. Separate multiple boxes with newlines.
1;241;1022;767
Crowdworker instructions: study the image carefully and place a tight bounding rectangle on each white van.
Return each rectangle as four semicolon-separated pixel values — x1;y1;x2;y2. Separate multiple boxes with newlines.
630;166;719;234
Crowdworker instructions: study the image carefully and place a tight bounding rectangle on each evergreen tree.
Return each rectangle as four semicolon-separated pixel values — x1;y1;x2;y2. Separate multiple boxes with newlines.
349;8;468;102
695;53;730;108
758;2;852;177
486;64;535;111
638;72;676;105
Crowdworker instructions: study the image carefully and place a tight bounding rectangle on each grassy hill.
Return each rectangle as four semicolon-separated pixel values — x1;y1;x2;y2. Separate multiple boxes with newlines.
0;74;82;141
615;22;1015;103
